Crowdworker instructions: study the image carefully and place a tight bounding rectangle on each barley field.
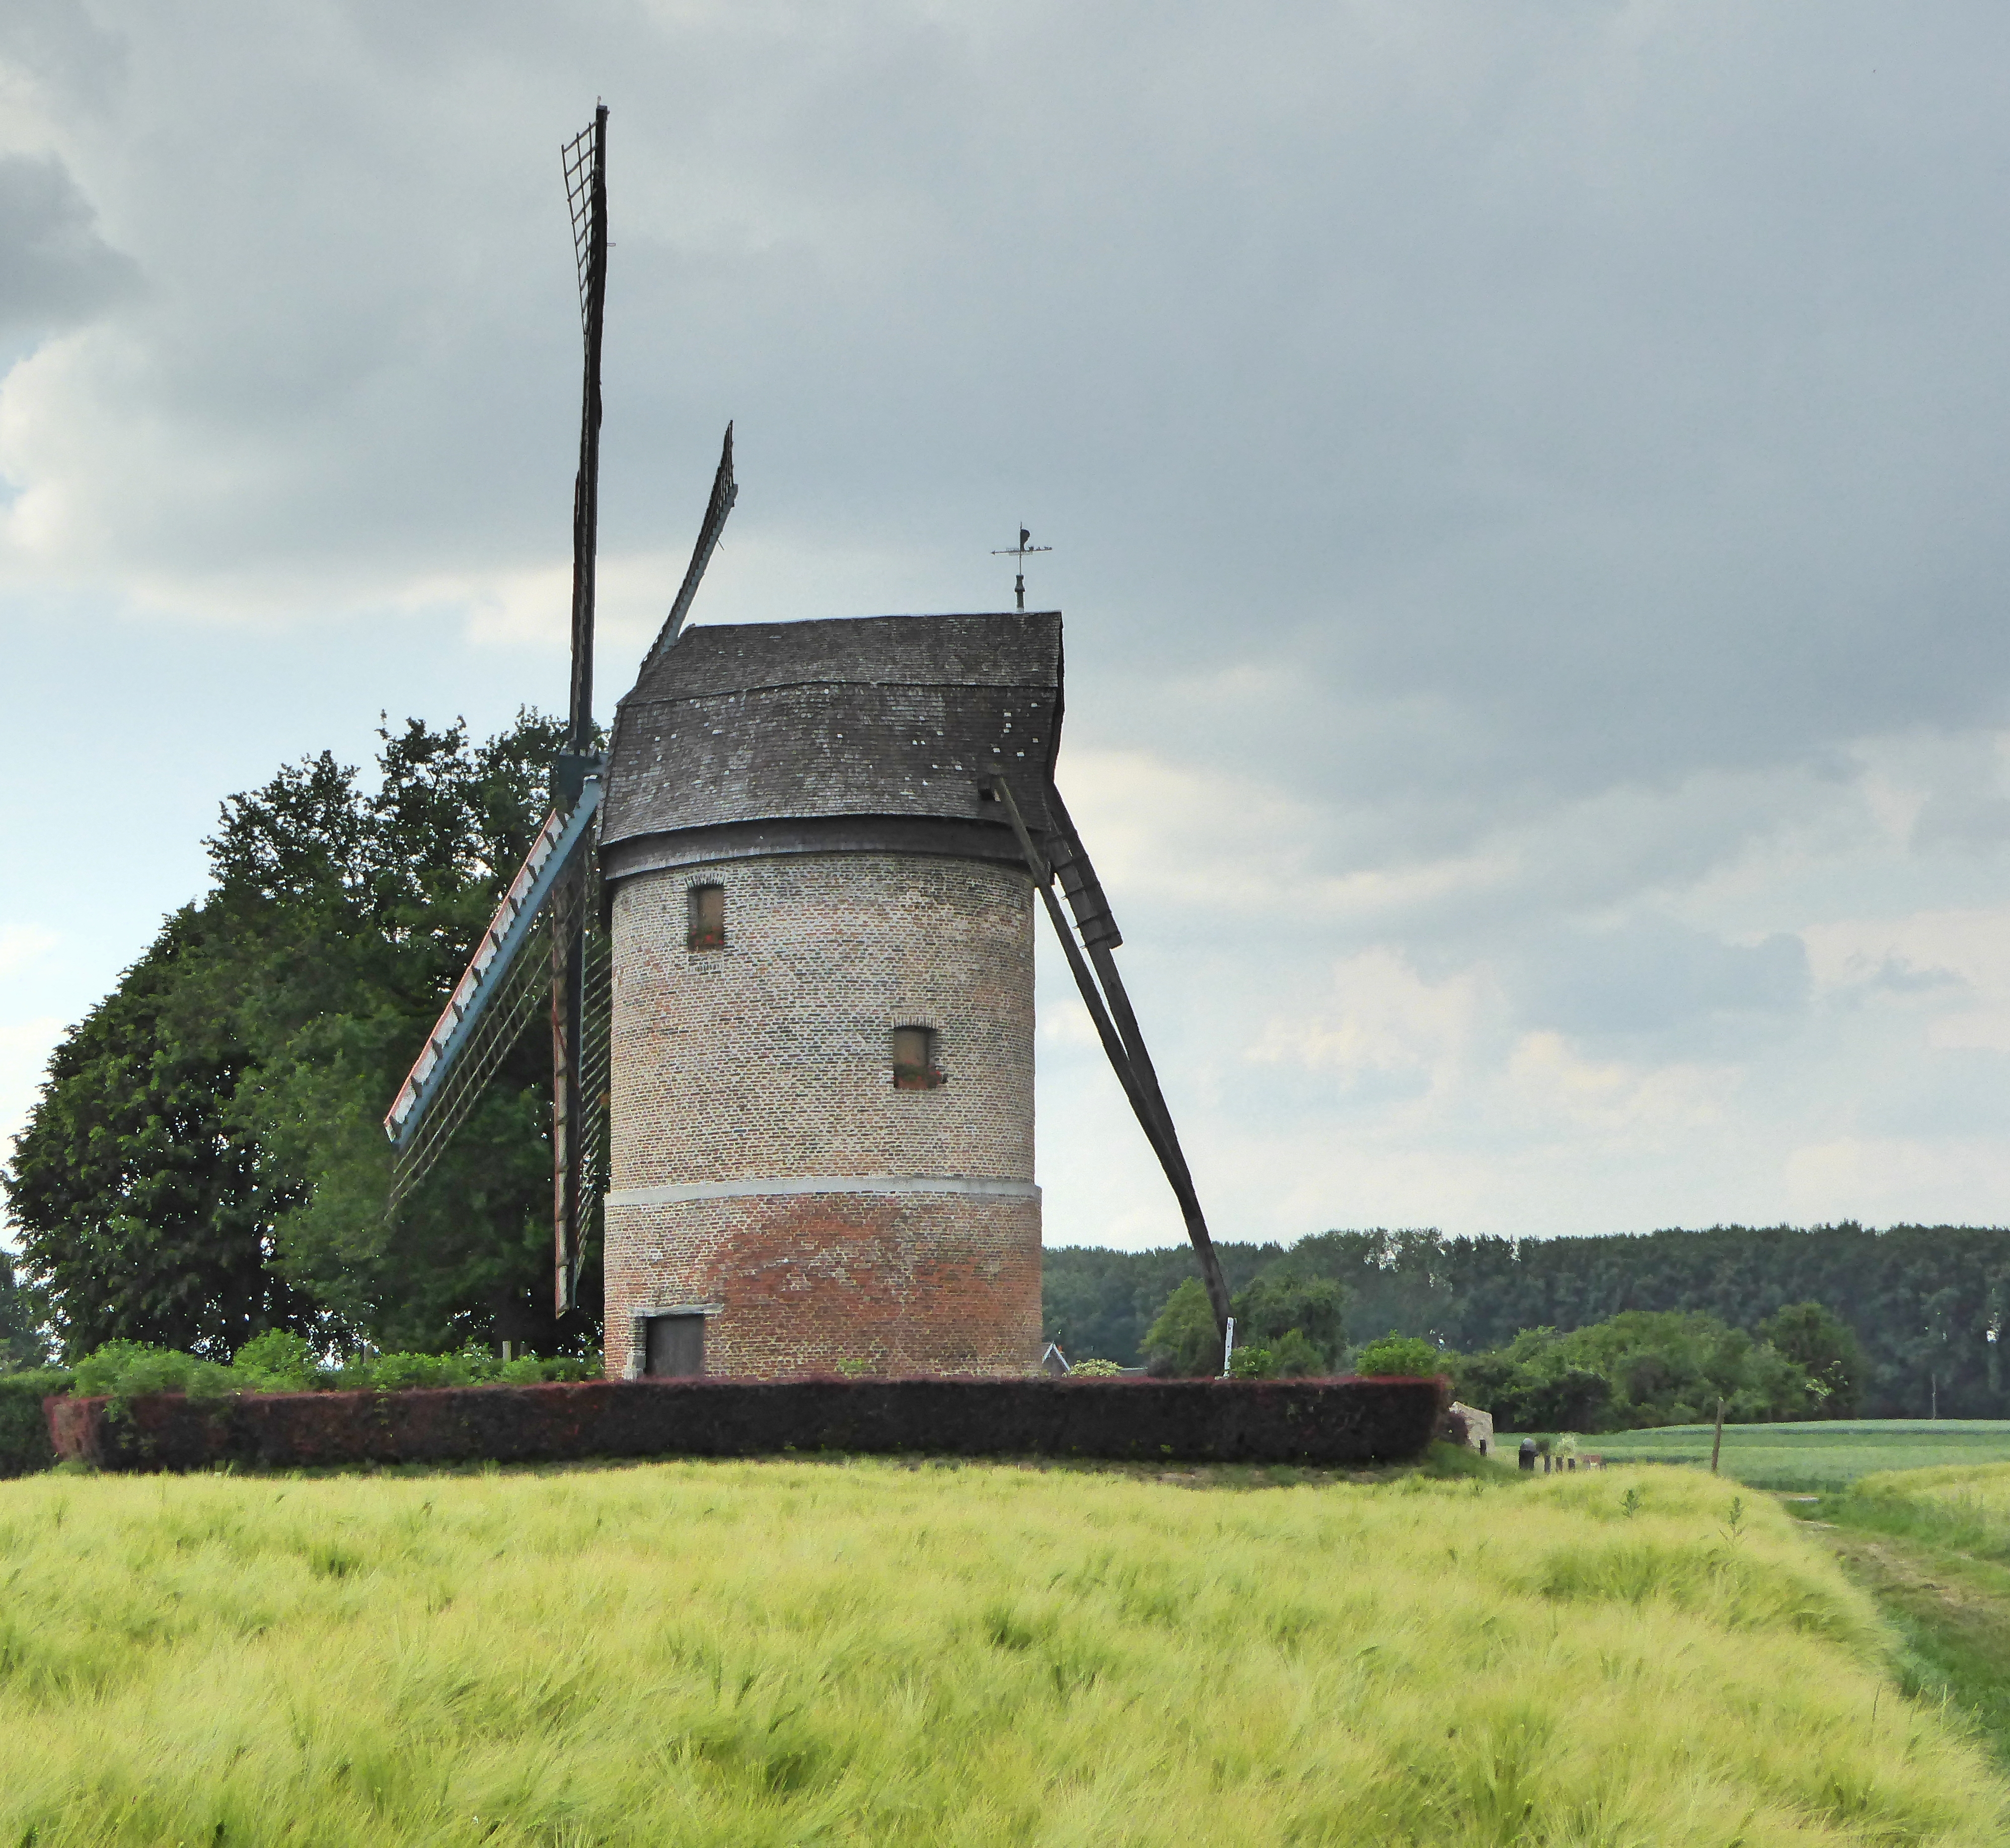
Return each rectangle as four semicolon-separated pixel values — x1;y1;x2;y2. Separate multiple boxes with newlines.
1511;1421;2010;1493
0;1459;2002;1846
1854;1458;2010;1539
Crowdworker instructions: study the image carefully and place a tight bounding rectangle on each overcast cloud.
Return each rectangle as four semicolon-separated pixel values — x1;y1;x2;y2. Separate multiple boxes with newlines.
6;1;2010;1250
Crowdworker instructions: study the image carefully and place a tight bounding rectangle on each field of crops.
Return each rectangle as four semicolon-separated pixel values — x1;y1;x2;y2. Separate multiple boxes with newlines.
1854;1457;2010;1541
1795;1460;2010;1770
1504;1420;2010;1492
0;1457;2003;1846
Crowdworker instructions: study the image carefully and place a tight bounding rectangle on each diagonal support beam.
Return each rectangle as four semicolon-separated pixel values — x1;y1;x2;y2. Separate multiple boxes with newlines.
988;772;1233;1348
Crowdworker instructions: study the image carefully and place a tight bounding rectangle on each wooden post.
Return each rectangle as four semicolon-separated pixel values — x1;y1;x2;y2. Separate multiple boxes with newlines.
1709;1397;1726;1475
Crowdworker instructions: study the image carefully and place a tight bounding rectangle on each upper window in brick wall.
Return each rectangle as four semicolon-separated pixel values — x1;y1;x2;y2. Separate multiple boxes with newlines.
892;1025;944;1090
687;883;725;951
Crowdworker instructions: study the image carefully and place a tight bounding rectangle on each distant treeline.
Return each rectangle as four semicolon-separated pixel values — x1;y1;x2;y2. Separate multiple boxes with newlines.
1043;1225;2010;1419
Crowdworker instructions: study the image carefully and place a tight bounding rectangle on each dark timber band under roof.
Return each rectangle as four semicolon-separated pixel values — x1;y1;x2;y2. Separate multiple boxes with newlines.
600;611;1063;876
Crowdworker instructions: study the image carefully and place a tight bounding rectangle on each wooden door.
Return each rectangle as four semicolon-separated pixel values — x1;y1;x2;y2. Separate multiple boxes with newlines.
645;1313;706;1377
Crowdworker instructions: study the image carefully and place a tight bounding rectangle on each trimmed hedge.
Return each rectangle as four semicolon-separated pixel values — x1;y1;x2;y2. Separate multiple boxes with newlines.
1;1370;72;1478
47;1375;1447;1474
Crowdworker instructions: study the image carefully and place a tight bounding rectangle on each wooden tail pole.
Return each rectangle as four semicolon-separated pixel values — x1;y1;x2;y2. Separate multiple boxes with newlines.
1710;1397;1726;1475
988;772;1234;1348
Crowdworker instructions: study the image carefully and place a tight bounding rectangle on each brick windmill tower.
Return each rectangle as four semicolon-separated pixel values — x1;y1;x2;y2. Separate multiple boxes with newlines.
384;107;1230;1379
593;608;1053;1378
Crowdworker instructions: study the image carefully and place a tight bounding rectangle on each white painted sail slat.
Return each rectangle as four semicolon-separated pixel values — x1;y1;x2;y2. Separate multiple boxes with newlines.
383;784;601;1147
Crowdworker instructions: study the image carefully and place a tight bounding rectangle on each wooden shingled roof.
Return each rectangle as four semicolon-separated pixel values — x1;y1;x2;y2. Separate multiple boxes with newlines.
600;610;1064;850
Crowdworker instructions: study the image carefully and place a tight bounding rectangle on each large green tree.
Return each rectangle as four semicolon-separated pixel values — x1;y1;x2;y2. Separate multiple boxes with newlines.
0;1252;51;1371
4;714;595;1359
1757;1301;1867;1417
3;906;319;1359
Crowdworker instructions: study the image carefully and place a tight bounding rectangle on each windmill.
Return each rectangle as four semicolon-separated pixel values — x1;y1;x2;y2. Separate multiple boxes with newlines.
383;107;1233;1372
381;104;737;1322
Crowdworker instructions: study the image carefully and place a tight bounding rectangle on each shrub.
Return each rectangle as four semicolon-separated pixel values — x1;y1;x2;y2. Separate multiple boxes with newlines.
1230;1273;1346;1368
1449;1310;1822;1432
1145;1272;1351;1379
1270;1328;1325;1377
356;1342;502;1391
70;1337;595;1402
1066;1358;1124;1377
229;1329;322;1391
0;1368;71;1477
1142;1278;1220;1376
72;1341;232;1403
50;1376;1450;1473
500;1354;595;1385
1226;1331;1331;1379
1353;1332;1443;1377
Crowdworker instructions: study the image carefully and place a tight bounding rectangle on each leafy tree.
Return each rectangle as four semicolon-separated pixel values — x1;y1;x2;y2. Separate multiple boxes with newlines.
1045;1243;1282;1365
1268;1328;1325;1377
0;1252;51;1371
1141;1267;1347;1378
1756;1301;1866;1417
1352;1332;1443;1377
1045;1224;2010;1416
1231;1272;1346;1369
1447;1310;1819;1432
1143;1278;1221;1375
4;714;597;1360
4;908;323;1359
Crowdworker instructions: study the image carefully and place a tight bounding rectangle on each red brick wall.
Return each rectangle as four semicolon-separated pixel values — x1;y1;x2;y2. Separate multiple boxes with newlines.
605;1192;1041;1379
606;852;1040;1378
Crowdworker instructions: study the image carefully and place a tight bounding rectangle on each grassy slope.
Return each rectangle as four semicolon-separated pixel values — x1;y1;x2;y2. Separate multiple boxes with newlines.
1792;1462;2010;1775
1504;1421;2010;1492
0;1459;2003;1847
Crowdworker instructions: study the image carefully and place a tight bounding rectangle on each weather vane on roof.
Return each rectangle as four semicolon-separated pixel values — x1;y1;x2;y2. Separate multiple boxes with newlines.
991;525;1052;610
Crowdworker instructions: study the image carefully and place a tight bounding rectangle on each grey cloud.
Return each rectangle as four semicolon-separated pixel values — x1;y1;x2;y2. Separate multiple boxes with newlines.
1851;957;1967;998
0;154;139;336
1912;788;2010;853
6;0;2004;842
0;0;126;111
14;4;2010;1241
1504;917;1810;1043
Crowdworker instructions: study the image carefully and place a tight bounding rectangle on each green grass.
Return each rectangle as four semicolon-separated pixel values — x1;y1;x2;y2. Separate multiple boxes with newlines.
1792;1462;2010;1773
1502;1420;2010;1492
0;1459;2003;1844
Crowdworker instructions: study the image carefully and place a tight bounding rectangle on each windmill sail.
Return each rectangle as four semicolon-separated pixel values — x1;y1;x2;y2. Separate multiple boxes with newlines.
383;782;603;1206
382;103;613;1307
988;774;1235;1348
383;100;736;1325
550;103;613;1315
562;103;610;763
640;423;738;673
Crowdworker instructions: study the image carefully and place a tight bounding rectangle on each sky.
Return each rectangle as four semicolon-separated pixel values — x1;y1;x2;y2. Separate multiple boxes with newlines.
6;2;2010;1253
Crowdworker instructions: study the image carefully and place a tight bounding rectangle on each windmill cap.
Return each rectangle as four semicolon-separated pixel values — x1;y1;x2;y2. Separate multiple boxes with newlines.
599;609;1065;872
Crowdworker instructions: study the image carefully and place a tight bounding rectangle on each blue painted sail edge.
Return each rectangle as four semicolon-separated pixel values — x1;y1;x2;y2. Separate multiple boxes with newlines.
384;776;603;1149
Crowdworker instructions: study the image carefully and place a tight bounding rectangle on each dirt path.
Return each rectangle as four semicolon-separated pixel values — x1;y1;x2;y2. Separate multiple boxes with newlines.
1795;1507;2010;1768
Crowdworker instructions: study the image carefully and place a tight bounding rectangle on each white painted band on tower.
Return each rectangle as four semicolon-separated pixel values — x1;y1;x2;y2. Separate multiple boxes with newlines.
604;1174;1042;1207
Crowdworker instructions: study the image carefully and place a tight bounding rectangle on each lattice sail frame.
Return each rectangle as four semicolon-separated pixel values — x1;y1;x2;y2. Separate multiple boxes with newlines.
384;875;613;1240
562;118;598;336
385;784;610;1227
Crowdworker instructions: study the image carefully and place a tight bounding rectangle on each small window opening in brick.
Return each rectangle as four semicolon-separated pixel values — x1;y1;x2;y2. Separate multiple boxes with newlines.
687;883;725;951
892;1025;944;1090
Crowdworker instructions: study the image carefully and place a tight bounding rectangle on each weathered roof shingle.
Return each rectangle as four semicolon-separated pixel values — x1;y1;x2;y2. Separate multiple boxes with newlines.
601;611;1064;848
